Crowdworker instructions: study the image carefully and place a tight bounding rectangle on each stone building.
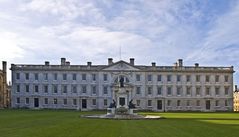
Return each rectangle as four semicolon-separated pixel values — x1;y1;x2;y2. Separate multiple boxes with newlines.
234;85;239;111
0;61;10;108
11;58;234;111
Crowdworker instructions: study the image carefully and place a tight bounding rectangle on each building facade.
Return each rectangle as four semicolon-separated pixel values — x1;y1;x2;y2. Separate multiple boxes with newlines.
234;85;239;111
0;61;10;108
11;58;234;111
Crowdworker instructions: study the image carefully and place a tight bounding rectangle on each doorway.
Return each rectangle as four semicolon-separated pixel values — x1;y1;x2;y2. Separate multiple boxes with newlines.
34;98;39;108
82;99;87;109
119;97;125;106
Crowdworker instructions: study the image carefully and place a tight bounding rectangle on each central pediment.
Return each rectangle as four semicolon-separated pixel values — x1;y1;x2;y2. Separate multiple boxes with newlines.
102;60;140;71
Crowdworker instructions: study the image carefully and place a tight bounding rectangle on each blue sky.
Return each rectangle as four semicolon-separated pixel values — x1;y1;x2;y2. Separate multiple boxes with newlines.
0;0;239;86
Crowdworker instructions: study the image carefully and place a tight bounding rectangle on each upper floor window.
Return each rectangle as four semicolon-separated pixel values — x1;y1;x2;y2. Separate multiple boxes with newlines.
25;85;29;92
215;75;219;82
92;74;96;81
63;74;67;80
16;73;20;80
44;85;48;93
103;74;108;81
136;74;141;81
72;85;77;93
186;75;191;82
54;73;58;80
17;85;20;92
177;75;181;82
224;87;229;95
224;75;229;82
82;74;86;81
72;73;77;80
92;86;96;94
177;87;182;96
44;73;48;81
82;85;87;93
196;75;200;82
206;75;210;82
186;87;191;95
34;85;39;92
147;74;152;81
157;86;162;95
167;75;171;82
103;86;108;94
25;73;29;80
136;87;141;94
215;87;220;95
206;87;210;95
167;87;172;95
62;85;67;93
196;87;201;96
157;75;162;81
34;73;38;81
147;86;152;95
53;85;58;93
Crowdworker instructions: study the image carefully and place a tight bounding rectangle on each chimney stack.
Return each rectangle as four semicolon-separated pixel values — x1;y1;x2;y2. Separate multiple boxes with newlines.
2;61;6;73
87;62;92;67
45;61;50;66
130;58;135;65
66;61;70;66
178;59;183;67
195;63;199;67
152;62;156;67
108;58;113;65
61;58;66;65
235;85;238;92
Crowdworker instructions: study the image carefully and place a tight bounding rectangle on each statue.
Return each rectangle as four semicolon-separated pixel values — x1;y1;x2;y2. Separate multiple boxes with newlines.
109;99;116;108
128;99;136;109
119;76;124;87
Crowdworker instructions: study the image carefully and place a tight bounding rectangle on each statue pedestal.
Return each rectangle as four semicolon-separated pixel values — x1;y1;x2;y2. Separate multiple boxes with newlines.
107;108;115;115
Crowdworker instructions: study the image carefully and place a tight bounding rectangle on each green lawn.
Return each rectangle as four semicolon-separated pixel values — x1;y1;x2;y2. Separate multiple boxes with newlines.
0;109;239;137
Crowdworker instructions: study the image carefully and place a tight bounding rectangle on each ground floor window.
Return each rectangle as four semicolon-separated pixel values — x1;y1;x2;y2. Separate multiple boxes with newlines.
147;100;152;107
17;97;20;104
44;98;48;105
25;98;29;104
167;100;171;106
63;99;67;105
177;100;181;106
104;99;107;106
53;98;57;105
136;100;140;106
73;99;77;106
196;100;200;106
92;99;96;106
186;100;190;106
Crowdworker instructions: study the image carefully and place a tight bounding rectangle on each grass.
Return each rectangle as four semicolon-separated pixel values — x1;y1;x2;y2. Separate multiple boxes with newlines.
0;109;239;137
